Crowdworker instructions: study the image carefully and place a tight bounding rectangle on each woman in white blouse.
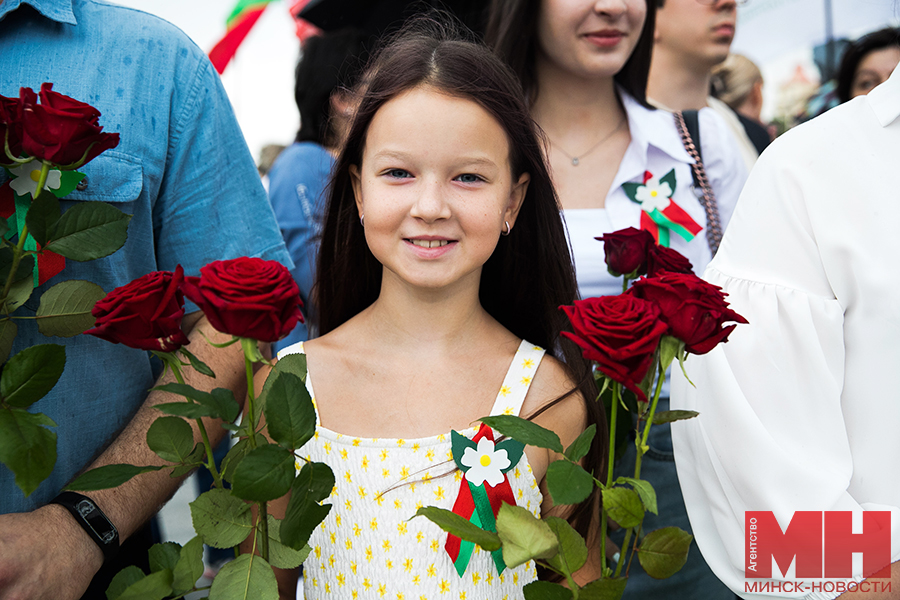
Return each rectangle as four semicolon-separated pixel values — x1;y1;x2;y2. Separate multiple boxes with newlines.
672;66;900;599
486;0;747;597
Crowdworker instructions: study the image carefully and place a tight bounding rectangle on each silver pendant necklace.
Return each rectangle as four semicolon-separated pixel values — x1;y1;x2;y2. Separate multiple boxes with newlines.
551;115;626;166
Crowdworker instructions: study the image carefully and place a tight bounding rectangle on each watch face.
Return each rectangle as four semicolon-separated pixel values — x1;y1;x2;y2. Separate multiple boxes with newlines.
74;499;117;545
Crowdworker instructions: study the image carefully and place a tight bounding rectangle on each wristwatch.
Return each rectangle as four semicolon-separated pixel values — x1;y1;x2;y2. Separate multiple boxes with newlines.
49;491;120;562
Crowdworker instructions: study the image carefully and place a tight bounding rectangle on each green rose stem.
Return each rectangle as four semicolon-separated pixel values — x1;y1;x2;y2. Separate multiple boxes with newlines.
599;381;621;572
166;357;224;490
241;338;270;562
613;360;666;579
1;161;48;305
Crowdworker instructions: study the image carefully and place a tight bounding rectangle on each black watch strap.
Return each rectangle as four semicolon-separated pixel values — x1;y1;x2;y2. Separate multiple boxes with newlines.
49;491;120;562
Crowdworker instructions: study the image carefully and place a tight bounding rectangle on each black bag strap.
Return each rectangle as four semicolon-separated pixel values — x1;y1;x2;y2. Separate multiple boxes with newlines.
674;110;723;255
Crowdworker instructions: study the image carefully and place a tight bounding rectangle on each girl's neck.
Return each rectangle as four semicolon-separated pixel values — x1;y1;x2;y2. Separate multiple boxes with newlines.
531;56;625;138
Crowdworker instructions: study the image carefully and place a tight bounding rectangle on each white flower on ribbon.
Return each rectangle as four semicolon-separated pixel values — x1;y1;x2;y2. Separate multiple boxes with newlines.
634;176;672;213
8;159;62;199
460;437;510;487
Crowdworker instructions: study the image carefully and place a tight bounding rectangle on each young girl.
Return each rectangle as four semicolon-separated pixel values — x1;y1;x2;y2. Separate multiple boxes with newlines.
486;1;746;598
268;23;605;599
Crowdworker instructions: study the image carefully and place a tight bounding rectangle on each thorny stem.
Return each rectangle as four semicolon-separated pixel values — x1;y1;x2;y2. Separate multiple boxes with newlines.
243;347;270;561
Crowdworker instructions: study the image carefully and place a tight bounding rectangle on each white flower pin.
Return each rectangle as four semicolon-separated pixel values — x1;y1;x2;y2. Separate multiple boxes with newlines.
634;176;673;213
460;437;510;487
8;159;62;199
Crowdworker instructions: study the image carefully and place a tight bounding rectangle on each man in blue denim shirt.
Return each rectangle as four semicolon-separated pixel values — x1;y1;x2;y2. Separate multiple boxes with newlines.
0;0;292;597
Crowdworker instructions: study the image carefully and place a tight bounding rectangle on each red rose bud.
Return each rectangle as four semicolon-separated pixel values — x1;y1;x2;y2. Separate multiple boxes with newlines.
0;94;23;163
561;295;669;402
19;83;119;168
647;245;694;277
629;273;747;355
86;266;190;352
596;227;655;278
182;257;303;343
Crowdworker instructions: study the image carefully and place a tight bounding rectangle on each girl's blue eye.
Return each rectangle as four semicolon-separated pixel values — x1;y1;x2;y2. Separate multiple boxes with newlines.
455;173;483;184
386;169;412;179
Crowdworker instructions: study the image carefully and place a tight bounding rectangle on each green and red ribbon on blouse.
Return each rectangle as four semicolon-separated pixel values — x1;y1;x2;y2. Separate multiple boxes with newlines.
445;424;524;577
623;169;702;248
0;168;82;286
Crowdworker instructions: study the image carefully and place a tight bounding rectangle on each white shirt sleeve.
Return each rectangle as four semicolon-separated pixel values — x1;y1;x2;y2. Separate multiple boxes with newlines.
671;98;900;599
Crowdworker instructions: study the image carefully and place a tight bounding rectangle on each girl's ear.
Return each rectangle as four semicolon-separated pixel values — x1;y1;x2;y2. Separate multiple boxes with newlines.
350;164;364;219
504;172;530;228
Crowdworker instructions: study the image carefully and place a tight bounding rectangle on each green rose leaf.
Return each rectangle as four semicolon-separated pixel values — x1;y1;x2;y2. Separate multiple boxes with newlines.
578;576;629;599
171;535;204;594
0;343;65;408
154;402;217;420
273;352;308;382
112;569;173;600
151;383;239;423
66;464;163;492
281;461;335;550
148;541;181;574
479;415;564;453
179;347;215;378
263;371;315;451
413;506;501;552
523;580;573;600
638;526;693;580
602;486;645;529
495;503;558;568
190;488;252;549
0;407;57;497
0;319;16;364
5;272;34;312
265;515;313;569
146;416;194;464
26;190;61;247
616;477;658;515
564;423;597;463
221;438;252;485
546;460;594;505
209;388;240;423
231;444;295;502
35;279;106;337
105;565;146;600
43;201;131;262
545;516;587;576
652;410;700;425
208;554;278;600
0;249;33;284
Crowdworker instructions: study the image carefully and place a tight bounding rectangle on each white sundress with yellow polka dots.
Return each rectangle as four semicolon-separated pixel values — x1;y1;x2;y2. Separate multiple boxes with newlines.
278;339;546;600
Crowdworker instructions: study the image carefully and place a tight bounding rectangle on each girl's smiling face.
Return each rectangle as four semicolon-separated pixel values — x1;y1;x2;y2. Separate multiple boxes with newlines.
536;0;647;80
351;85;529;293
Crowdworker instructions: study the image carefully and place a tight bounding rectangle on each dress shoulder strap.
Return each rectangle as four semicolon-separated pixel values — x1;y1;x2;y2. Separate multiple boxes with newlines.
488;340;546;417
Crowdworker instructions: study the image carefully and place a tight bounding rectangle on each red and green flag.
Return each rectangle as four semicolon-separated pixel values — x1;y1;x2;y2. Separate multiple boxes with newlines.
208;0;276;74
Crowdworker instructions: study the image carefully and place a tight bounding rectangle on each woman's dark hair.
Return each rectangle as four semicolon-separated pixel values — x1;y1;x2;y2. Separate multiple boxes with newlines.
484;0;656;105
314;17;605;566
836;27;900;103
294;28;369;146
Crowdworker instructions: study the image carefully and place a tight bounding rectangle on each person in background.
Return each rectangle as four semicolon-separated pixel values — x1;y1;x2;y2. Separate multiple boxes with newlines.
268;28;368;351
648;0;769;168
711;53;772;152
672;62;900;600
836;27;900;104
0;1;292;599
486;0;745;597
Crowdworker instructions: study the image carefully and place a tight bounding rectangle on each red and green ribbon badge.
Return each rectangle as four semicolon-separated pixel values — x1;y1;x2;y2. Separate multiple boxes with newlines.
622;169;702;248
1;166;83;286
445;424;524;577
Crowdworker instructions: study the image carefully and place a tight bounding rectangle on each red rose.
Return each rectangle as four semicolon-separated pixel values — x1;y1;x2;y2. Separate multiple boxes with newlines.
629;273;747;355
86;266;190;352
0;94;23;163
182;257;303;343
646;245;694;277
596;227;655;278
19;83;119;168
561;295;669;401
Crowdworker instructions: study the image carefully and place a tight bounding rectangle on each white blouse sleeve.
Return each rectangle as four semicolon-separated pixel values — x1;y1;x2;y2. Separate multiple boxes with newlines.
697;106;748;232
671;110;900;599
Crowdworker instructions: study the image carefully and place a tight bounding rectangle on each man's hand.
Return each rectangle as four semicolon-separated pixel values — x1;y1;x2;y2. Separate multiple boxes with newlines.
0;505;102;600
